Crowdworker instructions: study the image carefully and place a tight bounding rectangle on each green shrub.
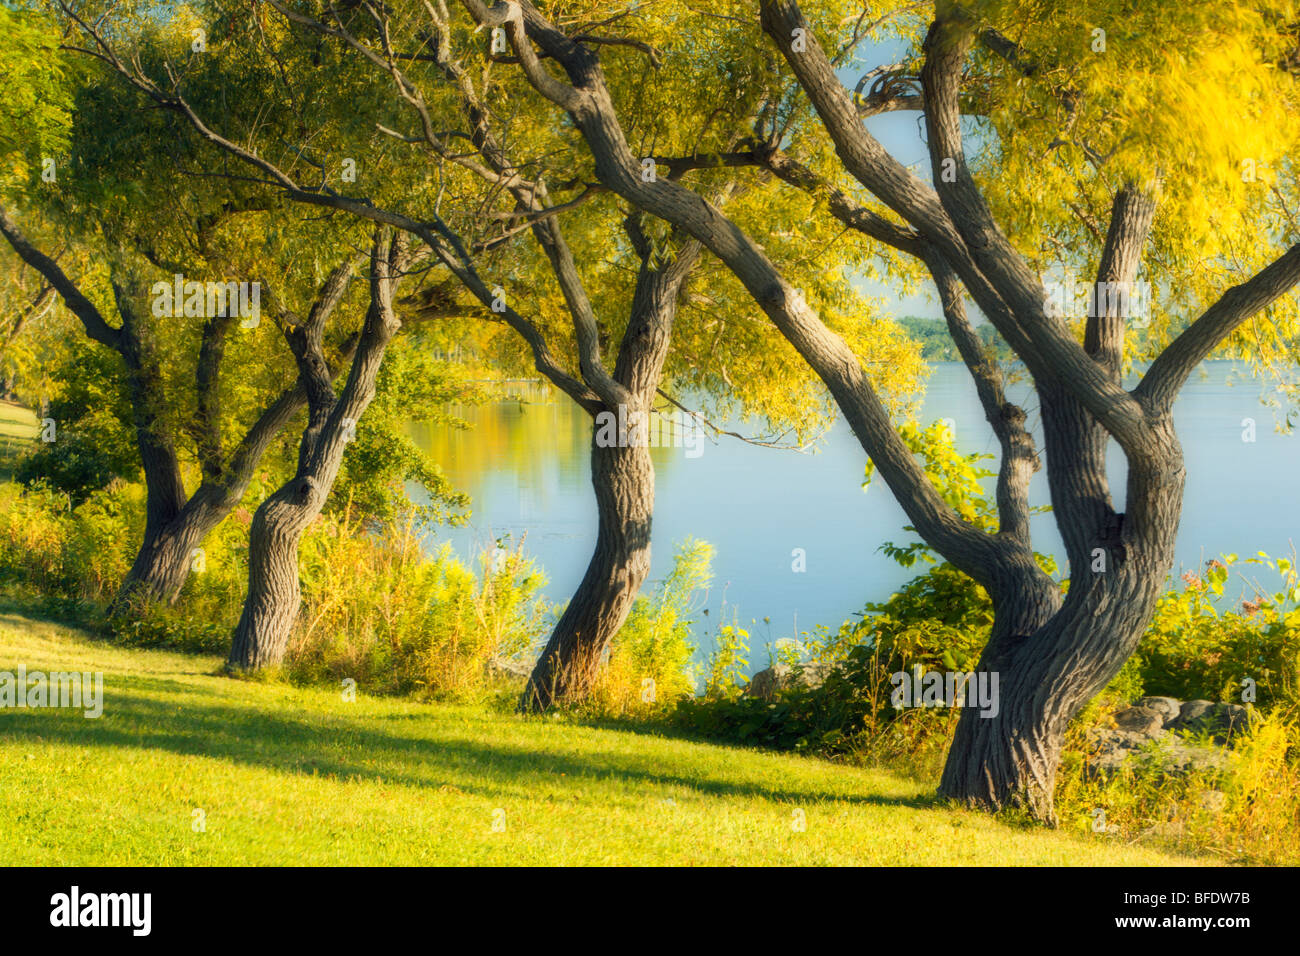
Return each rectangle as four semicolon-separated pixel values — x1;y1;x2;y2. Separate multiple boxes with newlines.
1134;553;1300;707
0;479;140;603
285;510;552;700
581;538;712;718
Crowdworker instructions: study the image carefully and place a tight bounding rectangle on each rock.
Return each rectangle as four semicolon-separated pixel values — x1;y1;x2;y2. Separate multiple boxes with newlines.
744;661;832;701
1086;703;1232;780
485;655;535;683
1112;705;1166;737
1085;694;1244;781
1088;729;1157;776
1167;699;1252;742
1136;696;1182;725
1160;740;1229;774
1175;699;1215;724
1214;703;1250;733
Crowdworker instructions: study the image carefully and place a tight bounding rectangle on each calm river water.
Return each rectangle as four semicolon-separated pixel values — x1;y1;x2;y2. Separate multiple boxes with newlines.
409;361;1300;667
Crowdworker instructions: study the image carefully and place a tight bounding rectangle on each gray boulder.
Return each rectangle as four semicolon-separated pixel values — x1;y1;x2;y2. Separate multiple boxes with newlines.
1173;699;1215;725
1113;705;1166;736
1086;695;1241;780
1136;696;1182;723
485;655;535;683
744;661;833;701
1168;700;1252;742
1086;728;1229;780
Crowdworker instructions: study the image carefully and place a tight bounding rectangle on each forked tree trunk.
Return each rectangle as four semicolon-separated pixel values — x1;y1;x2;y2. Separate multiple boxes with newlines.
113;500;224;609
938;444;1185;822
521;434;654;711
226;229;404;673
462;0;1300;821
939;575;1164;821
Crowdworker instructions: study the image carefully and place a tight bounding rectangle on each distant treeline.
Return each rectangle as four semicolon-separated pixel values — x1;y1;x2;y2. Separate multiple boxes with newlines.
896;316;1015;363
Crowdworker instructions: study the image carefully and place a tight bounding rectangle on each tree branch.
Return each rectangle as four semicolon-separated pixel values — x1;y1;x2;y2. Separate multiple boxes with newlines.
0;206;123;351
458;0;1011;584
1136;242;1300;410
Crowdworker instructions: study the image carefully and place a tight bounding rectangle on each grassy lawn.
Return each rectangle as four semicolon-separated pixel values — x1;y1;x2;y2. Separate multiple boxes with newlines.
0;401;38;440
0;402;37;482
0;613;1203;866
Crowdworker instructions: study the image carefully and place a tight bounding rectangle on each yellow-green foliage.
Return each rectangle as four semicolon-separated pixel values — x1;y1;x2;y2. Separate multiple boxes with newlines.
703;618;752;701
675;549;1300;861
0;480;552;697
583;538;713;718
285;509;550;700
0;4;71;199
968;0;1300;381
0;479;140;603
1055;708;1300;865
1136;552;1300;706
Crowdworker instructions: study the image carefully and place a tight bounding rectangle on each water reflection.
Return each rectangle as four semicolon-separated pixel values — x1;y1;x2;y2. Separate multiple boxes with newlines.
408;363;1300;668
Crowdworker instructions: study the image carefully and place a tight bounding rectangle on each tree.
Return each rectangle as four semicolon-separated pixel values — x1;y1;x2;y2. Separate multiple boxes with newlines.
0;6;344;607
261;0;709;706
229;229;407;669
0;205;328;606
59;0;915;696
455;0;1300;820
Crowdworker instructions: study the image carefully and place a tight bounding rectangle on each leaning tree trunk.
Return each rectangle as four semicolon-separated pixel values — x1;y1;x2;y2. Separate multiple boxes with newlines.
226;475;325;670
938;442;1185;823
227;228;404;673
109;306;202;613
112;498;225;610
522;432;655;711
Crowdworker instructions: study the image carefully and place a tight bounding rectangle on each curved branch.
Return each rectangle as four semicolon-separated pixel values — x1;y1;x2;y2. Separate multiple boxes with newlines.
459;0;1009;583
0;207;123;351
1135;242;1300;410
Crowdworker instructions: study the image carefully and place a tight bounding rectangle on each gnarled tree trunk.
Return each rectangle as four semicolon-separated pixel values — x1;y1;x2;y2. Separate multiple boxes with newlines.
519;222;702;711
938;537;1179;820
114;495;225;609
226;229;405;673
522;434;654;710
227;475;325;669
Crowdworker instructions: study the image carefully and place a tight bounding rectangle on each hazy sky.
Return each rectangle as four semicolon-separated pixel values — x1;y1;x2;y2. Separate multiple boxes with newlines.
838;39;952;320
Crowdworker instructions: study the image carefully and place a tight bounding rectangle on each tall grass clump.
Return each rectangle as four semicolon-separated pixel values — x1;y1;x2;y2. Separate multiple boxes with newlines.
0;480;553;697
285;507;551;700
575;538;713;719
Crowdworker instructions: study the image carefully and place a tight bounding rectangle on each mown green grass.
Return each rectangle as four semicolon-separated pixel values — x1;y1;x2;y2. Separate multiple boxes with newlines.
0;613;1203;866
0;401;37;437
0;402;37;482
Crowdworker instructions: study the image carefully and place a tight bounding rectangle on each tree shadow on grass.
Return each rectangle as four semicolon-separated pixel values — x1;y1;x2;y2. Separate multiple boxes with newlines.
1;672;939;812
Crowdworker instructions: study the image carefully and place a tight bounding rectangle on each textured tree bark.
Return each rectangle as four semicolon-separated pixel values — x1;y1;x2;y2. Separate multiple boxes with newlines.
938;488;1183;821
108;348;315;612
226;476;323;670
87;0;1300;816
466;0;1300;818
114;496;224;608
518;222;701;711
522;434;654;710
106;277;195;611
227;230;405;672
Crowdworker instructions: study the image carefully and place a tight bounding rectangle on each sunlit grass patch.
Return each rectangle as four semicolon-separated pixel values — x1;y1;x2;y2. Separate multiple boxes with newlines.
0;613;1203;866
